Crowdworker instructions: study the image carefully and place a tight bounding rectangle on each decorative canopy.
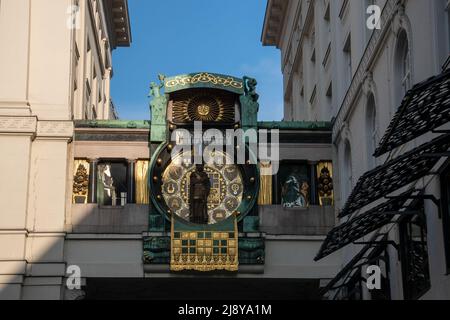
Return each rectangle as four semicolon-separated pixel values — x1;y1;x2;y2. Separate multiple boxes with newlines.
340;133;450;218
318;235;388;298
315;190;415;261
374;69;450;157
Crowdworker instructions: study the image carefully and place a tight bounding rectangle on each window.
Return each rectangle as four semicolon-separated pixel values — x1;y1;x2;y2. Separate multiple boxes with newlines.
399;207;431;300
446;0;450;51
324;1;330;21
441;164;450;273
339;0;349;20
394;30;411;109
366;94;377;169
97;161;128;206
342;141;353;201
343;34;352;88
84;80;91;120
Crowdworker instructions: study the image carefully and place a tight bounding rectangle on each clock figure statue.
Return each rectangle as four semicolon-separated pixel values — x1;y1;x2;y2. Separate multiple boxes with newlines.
189;164;211;224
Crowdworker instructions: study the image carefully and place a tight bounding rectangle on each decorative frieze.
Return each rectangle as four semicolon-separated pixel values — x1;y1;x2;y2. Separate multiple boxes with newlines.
36;121;74;138
0;116;37;134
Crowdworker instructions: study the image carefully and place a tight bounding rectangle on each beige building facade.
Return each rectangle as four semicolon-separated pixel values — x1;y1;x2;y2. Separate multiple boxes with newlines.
0;0;131;299
263;0;450;299
3;0;448;301
0;0;342;300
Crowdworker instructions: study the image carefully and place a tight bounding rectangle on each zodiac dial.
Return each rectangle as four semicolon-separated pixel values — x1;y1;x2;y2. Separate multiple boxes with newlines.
161;151;243;224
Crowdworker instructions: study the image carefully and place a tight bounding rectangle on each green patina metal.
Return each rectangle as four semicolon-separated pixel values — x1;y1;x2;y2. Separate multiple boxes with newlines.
148;213;165;232
239;238;265;265
74;120;151;129
73;119;331;132
148;142;169;232
164;72;244;95
149;77;168;143
143;236;171;264
240;76;259;132
243;216;260;233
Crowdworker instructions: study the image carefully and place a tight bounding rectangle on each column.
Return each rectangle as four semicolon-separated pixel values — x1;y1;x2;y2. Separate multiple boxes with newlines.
309;161;318;206
127;159;136;204
88;159;98;204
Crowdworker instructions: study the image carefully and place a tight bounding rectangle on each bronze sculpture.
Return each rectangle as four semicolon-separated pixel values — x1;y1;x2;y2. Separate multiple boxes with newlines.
189;164;211;224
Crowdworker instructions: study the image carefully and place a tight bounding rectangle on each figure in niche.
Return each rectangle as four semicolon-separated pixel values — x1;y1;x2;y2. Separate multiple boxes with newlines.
318;166;334;206
99;164;116;206
189;164;211;224
299;181;310;207
73;164;89;203
281;167;309;208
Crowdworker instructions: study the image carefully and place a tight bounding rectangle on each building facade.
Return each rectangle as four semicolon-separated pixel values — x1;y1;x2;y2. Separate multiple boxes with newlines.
0;0;131;299
0;1;340;300
262;0;450;299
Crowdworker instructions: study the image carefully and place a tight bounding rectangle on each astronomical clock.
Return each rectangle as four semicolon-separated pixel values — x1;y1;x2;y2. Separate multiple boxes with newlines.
143;72;264;272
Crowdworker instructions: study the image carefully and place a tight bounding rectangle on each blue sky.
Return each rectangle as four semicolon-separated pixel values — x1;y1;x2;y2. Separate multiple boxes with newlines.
111;0;283;121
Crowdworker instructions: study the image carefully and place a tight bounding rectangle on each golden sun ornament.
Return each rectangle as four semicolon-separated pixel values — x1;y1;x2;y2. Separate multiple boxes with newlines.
197;104;210;117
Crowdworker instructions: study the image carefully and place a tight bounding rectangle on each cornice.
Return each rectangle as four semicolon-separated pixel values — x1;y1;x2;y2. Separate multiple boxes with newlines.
261;0;289;47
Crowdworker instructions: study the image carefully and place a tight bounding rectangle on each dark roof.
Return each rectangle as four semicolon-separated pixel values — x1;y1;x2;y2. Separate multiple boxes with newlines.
374;69;450;157
340;133;450;218
315;190;414;261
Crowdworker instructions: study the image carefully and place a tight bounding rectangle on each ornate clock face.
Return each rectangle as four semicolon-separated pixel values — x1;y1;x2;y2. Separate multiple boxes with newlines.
161;151;243;224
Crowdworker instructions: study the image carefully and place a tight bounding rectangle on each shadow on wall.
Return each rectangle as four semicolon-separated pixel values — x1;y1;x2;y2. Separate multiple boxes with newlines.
0;203;149;300
0;202;336;300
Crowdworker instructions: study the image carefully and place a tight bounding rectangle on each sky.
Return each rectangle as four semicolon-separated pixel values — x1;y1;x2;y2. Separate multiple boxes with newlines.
111;0;283;121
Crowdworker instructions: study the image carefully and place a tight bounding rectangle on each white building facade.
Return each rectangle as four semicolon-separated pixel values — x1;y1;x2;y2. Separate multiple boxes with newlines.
0;0;131;299
263;0;450;300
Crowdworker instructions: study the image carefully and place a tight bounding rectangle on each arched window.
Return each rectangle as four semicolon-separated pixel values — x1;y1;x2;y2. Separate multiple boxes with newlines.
366;94;377;169
342;141;353;202
446;0;450;52
394;29;411;109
